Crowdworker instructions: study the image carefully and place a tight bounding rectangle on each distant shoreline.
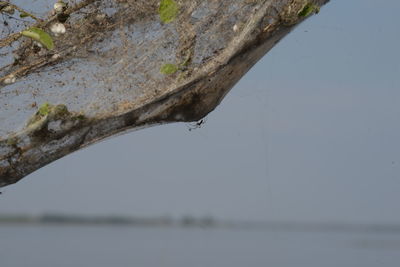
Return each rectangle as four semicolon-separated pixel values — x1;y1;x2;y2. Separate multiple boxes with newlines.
1;214;400;233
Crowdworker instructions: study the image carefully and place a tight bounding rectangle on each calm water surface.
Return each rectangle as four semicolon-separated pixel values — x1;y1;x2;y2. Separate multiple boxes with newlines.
1;225;400;267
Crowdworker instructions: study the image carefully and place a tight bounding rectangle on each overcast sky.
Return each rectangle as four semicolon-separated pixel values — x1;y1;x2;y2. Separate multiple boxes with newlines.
1;0;399;224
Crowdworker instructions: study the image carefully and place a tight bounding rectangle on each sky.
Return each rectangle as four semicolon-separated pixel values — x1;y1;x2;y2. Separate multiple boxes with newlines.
0;0;399;224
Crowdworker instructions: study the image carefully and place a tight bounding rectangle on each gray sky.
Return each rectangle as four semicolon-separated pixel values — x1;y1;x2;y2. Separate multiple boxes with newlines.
1;0;399;224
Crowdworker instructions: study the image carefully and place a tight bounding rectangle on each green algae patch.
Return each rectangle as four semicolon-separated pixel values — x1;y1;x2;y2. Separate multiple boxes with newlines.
159;0;179;24
160;63;179;75
26;103;87;138
38;102;51;116
298;2;319;17
29;103;69;124
52;104;69;117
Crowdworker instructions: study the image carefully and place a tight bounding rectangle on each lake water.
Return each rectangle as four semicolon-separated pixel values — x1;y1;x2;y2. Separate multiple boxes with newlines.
1;225;400;267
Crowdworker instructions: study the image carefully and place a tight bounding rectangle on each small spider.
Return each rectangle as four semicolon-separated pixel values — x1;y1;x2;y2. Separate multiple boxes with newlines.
188;119;206;131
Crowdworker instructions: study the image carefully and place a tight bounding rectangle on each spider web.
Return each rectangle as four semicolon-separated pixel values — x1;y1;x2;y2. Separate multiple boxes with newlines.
0;0;260;137
0;0;328;186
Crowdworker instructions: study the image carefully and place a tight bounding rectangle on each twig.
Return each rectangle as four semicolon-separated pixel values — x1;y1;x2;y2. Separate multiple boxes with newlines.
0;0;98;48
4;2;42;21
0;63;13;72
0;57;47;84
